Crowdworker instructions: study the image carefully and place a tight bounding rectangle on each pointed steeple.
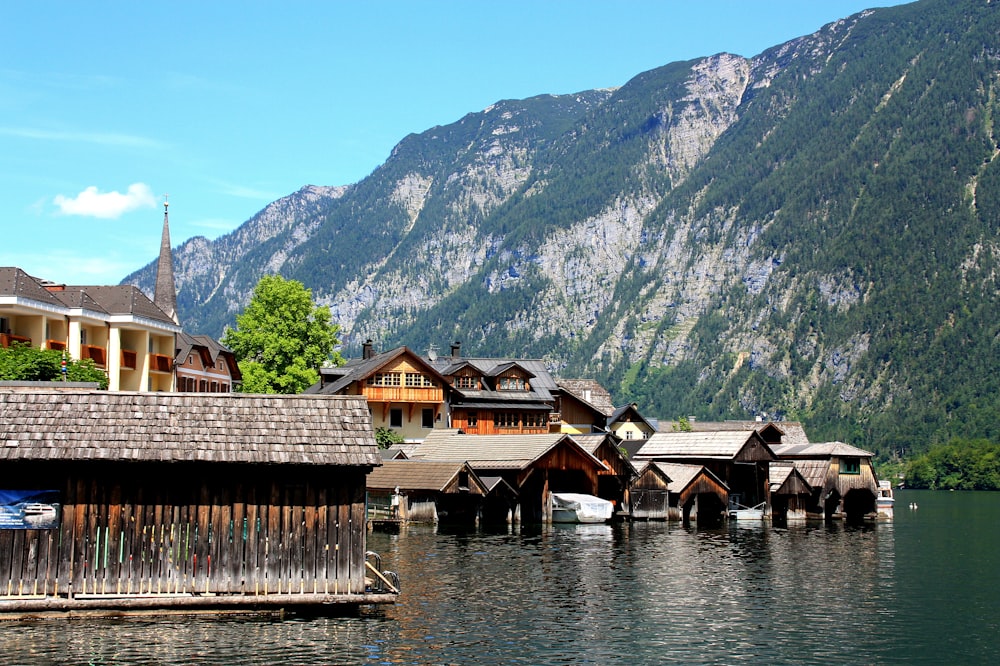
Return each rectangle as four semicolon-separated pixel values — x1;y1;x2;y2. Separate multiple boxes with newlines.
154;196;179;324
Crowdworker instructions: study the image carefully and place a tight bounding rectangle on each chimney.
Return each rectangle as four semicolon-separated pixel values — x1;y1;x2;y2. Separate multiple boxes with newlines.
362;339;374;359
451;341;461;359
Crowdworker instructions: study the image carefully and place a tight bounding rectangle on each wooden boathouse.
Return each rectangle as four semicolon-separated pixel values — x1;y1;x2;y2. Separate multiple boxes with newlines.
0;389;397;615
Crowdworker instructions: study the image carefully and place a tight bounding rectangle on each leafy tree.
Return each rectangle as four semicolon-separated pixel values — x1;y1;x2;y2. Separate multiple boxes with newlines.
375;427;405;450
0;344;108;389
222;274;343;394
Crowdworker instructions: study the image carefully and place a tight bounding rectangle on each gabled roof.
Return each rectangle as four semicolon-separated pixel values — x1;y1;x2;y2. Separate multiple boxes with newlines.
0;268;68;309
556;380;615;416
59;285;179;328
366;460;485;493
486;361;535;378
427;356;558;401
772;440;874;458
788;460;831;488
0;390;379;466
770;461;813;494
308;346;449;395
635;431;777;461
175;332;240;379
607;403;656;432
409;433;601;471
644;462;728;495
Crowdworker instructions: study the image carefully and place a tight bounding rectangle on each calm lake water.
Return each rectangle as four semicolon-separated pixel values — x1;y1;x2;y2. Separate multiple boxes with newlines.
2;490;998;665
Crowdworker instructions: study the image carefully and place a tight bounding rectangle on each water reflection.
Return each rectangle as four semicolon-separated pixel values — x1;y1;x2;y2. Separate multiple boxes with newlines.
7;496;1000;665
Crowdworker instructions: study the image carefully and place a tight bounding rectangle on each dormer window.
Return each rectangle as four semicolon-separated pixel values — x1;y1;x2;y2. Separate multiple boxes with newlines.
497;376;525;391
455;375;478;390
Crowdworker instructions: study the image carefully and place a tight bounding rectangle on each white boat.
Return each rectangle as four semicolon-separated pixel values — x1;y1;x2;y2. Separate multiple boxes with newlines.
728;499;767;520
550;493;613;523
876;480;895;519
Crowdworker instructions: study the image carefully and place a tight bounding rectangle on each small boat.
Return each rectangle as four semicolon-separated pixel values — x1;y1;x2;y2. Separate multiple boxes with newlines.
727;497;767;520
550;493;613;524
876;480;895;519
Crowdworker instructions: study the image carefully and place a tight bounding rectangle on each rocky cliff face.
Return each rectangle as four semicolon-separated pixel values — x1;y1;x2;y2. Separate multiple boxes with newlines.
129;0;1000;454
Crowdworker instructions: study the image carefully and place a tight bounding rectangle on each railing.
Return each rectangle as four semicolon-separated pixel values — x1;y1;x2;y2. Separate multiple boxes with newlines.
45;339;67;351
120;349;137;370
80;344;107;368
150;353;173;373
0;333;31;348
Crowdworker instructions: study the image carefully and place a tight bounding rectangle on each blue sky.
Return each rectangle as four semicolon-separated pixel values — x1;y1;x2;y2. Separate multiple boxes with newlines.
1;1;909;285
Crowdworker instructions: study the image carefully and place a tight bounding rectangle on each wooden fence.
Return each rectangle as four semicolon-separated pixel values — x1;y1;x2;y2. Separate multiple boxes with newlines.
0;464;370;603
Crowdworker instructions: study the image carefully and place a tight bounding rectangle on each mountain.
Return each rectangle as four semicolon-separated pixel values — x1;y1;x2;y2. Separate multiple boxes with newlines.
125;0;1000;459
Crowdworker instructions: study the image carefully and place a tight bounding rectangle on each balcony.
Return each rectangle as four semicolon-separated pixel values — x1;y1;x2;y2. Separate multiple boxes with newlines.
120;349;138;370
0;333;31;348
150;353;173;373
45;339;67;351
80;344;107;368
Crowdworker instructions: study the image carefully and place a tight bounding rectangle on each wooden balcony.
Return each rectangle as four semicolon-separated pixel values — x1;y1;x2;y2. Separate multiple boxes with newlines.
46;339;67;351
80;344;107;368
120;349;138;370
0;333;31;348
150;353;173;373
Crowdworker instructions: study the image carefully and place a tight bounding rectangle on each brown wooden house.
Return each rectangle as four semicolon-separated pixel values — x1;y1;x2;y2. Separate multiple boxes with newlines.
634;430;777;517
0;389;396;615
771;441;880;520
425;342;558;436
366;460;487;526
408;432;606;523
573;433;637;511
768;462;814;522
631;462;729;522
308;344;448;442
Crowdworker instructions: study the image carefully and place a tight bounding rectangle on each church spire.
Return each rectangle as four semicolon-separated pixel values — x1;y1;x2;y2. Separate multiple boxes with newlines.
154;195;179;324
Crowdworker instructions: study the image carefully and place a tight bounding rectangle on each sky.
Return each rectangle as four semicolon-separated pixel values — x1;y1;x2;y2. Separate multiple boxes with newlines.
1;1;911;285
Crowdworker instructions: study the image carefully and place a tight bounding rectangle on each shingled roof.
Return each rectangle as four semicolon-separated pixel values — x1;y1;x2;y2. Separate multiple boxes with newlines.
409;432;600;471
0;390;379;466
367;459;485;493
635;431;777;461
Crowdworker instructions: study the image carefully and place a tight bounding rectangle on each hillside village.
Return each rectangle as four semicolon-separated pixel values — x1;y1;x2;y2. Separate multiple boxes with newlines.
2;205;890;545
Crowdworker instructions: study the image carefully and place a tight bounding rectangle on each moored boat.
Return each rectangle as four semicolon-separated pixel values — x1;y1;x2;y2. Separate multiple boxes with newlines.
728;497;767;520
550;493;613;523
876;480;895;519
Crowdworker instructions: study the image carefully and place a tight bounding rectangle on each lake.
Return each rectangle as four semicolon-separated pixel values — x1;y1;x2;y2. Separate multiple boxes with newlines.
2;490;997;665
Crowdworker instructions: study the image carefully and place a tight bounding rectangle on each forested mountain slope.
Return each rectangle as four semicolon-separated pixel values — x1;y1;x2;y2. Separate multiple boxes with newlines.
127;0;1000;458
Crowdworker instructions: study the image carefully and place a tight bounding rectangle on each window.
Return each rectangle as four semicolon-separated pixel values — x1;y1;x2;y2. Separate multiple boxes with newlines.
496;412;520;428
390;408;403;428
523;412;546;428
367;372;402;387
455;375;478;389
467;411;478;427
840;457;861;475
406;373;435;387
422;408;434;429
497;376;525;391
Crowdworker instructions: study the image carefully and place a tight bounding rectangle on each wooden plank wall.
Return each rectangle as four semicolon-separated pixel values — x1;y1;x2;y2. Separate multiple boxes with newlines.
0;464;368;600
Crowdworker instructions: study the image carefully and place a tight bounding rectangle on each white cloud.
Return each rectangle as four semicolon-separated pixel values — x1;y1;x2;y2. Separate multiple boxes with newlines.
53;183;157;219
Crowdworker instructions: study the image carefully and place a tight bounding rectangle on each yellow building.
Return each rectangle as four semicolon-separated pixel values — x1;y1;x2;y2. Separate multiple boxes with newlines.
1;267;180;391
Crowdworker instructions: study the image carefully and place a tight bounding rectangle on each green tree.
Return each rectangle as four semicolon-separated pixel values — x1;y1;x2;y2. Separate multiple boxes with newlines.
0;344;108;389
222;274;343;394
374;427;405;450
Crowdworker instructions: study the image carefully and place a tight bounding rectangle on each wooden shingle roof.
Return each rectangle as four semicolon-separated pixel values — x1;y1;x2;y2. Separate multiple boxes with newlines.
635;431;777;461
772;440;874;458
409;433;598;471
367;460;484;493
0;390;379;466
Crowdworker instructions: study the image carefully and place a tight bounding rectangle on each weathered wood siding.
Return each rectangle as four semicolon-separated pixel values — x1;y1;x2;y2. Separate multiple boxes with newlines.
0;462;368;600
